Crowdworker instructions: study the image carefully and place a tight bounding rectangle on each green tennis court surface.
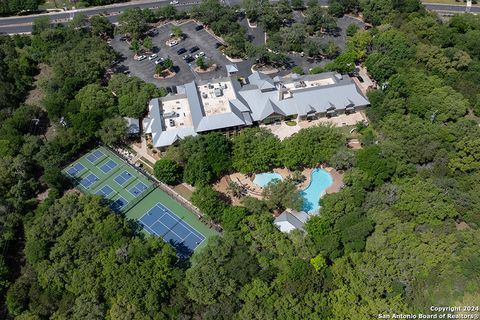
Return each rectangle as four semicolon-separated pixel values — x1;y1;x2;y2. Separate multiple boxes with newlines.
63;146;217;255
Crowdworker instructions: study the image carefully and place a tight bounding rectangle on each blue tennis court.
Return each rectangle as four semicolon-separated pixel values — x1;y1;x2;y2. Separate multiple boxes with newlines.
139;203;205;252
99;159;118;174
80;173;99;188
111;197;128;212
86;150;105;163
114;171;133;185
67;163;85;176
129;182;148;197
96;185;114;197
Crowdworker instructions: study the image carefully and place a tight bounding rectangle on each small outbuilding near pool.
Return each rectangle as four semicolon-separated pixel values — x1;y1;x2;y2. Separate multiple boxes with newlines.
274;209;310;233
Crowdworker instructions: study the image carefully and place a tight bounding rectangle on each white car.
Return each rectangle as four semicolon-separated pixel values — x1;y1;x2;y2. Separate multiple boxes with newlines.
168;40;178;47
155;58;165;65
170;0;179;4
194;52;205;59
148;54;158;60
137;55;147;61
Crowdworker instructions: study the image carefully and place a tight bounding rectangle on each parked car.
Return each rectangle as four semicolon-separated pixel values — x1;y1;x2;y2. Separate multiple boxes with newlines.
166;86;173;93
177;48;187;55
170;0;178;4
215;42;223;48
172;86;177;94
194;52;205;59
148;54;158;60
185;56;194;63
137;55;147;61
168;40;178;47
155;58;164;65
147;28;159;37
194;25;204;31
189;46;199;53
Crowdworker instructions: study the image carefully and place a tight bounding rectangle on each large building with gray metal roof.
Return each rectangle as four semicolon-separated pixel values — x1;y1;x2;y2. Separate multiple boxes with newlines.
143;71;369;148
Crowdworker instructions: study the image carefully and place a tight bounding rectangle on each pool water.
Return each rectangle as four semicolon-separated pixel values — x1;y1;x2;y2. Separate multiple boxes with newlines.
253;172;283;187
300;168;333;213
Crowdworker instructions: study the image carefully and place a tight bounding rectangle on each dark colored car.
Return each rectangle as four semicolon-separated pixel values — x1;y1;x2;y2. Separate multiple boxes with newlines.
176;48;187;55
189;46;199;53
215;42;223;49
185;56;195;63
172;86;178;94
166;86;172;94
194;25;204;31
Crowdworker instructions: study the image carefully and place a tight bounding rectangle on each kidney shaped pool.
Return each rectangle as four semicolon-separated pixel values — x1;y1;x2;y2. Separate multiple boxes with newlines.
300;168;333;213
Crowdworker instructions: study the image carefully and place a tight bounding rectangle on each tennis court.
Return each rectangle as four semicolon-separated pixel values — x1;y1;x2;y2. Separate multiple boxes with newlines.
139;203;205;251
87;150;105;163
96;185;114;197
99;159;118;173
63;146;217;255
129;181;148;197
63;147;153;212
80;173;98;189
67;163;85;177
114;170;134;185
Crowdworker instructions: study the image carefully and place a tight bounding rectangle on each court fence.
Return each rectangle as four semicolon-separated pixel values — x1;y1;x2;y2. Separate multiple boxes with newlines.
107;145;223;233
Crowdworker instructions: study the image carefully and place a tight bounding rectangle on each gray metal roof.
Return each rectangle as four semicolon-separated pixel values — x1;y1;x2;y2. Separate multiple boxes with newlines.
248;71;276;91
124;117;140;134
226;64;238;73
238;80;369;121
146;71;369;148
260;99;286;119
184;81;205;130
274;211;305;231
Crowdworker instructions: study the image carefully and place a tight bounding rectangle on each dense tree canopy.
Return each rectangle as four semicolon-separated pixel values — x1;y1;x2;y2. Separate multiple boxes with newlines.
3;2;480;319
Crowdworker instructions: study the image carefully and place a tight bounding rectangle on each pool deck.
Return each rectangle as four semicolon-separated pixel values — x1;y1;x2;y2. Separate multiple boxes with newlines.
214;166;344;205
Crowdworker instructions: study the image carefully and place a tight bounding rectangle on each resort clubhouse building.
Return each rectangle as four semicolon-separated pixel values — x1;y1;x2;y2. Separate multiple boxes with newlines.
143;71;370;148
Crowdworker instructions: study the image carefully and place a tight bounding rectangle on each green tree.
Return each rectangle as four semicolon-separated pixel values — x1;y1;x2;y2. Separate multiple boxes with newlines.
154;159;182;184
171;25;183;38
97;117;128;146
329;148;356;170
90;16;114;37
232;128;281;173
108;74;163;118
346;23;359;36
222;206;249;231
185;235;258;305
281;125;345;169
310;254;327;272
142;36;153;51
117;8;148;40
196;56;207;70
449;138;480;173
163;58;174;71
291;66;304;75
191;186;227;221
262;179;303;211
356;145;396;186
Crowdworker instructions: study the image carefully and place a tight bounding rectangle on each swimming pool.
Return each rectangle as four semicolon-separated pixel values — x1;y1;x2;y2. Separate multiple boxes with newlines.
253;172;283;187
300;168;333;213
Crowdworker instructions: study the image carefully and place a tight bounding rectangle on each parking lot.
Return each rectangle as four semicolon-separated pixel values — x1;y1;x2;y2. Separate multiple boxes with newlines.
110;16;367;88
110;21;236;88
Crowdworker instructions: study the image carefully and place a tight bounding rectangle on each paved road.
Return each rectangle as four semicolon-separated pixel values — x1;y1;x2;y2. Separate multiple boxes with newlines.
424;3;480;13
0;0;477;34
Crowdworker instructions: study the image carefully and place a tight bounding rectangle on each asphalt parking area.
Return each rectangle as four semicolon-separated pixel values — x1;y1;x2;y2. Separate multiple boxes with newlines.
110;21;234;88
